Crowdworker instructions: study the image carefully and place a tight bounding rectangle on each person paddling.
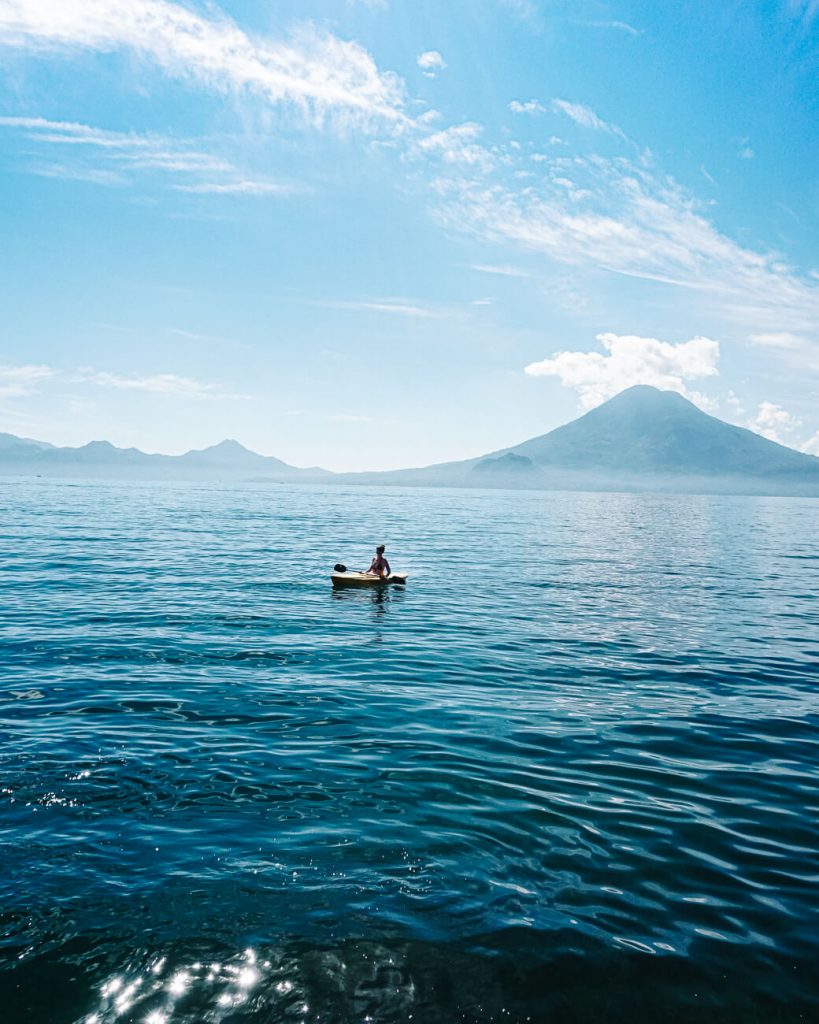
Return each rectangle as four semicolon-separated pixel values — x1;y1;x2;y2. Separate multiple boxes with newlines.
366;544;391;578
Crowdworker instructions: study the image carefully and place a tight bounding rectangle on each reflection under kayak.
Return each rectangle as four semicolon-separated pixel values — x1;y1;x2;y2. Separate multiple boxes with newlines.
331;571;408;588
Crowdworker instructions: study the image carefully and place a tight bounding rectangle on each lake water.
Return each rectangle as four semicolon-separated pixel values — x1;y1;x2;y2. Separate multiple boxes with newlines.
1;480;818;1024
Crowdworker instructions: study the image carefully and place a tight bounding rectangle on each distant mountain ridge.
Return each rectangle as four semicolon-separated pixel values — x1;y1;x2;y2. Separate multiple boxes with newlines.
0;431;54;451
0;434;326;480
2;386;818;495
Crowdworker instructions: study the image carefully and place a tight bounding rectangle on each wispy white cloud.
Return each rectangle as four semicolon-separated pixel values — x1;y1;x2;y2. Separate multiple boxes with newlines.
699;164;717;186
417;50;446;77
802;430;819;456
551;99;626;139
315;298;444;318
471;263;533;279
431;152;819;342
32;162;129;186
173;180;300;196
550;174;593;201
75;369;246;400
168;327;230;344
509;99;546;115
415;122;493;169
0;117;229;174
0;116;288;192
749;331;806;349
584;20;640;37
0;0;406;128
0;362;56;398
524;332;720;409
749;400;801;443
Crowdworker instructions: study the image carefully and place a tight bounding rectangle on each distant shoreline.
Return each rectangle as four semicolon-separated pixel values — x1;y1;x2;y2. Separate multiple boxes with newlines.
3;386;819;497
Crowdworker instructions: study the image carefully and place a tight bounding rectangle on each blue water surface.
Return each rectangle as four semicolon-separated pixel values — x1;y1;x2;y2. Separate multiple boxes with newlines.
1;480;818;1023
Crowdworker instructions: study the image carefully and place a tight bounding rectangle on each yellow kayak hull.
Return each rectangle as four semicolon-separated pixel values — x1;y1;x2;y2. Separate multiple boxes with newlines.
331;572;408;588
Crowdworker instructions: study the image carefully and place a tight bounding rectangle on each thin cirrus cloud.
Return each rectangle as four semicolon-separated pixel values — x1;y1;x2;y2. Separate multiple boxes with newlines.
0;362;56;398
75;369;247;400
0;117;230;173
417;84;819;352
32;163;130;186
0;0;407;128
433;150;819;343
584;20;640;37
471;263;534;279
0;116;295;193
510;96;624;138
524;332;720;410
313;298;444;319
748;332;807;350
551;99;626;138
173;180;303;196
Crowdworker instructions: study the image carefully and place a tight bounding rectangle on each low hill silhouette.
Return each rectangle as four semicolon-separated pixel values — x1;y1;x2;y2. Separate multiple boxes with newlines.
2;386;818;494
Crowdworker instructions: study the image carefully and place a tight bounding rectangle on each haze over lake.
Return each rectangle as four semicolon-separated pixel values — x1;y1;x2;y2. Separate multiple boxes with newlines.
4;388;819;496
2;480;818;1023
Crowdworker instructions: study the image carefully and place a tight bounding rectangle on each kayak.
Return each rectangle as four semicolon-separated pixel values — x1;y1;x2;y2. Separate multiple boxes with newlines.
331;571;408;588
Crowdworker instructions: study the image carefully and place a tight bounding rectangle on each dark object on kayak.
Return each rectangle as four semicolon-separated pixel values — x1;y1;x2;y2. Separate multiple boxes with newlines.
331;571;408;588
334;563;347;573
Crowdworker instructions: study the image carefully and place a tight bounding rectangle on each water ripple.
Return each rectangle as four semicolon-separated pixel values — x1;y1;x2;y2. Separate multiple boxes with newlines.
1;481;818;1022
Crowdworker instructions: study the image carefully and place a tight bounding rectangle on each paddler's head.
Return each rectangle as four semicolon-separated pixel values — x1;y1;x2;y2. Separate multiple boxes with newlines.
376;544;385;554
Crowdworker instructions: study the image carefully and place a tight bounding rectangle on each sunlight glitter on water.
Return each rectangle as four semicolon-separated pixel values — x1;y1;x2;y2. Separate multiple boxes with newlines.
85;948;268;1024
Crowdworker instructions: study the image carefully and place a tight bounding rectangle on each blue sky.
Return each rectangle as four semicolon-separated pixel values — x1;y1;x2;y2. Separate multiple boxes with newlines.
1;0;818;470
